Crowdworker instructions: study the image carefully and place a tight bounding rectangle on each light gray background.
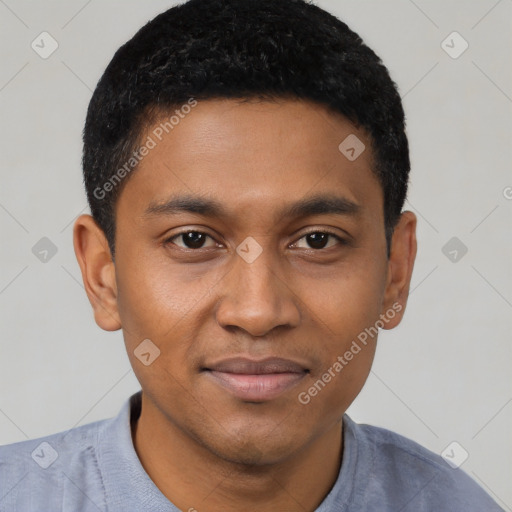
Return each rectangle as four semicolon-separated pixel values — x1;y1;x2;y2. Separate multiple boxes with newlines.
1;0;511;508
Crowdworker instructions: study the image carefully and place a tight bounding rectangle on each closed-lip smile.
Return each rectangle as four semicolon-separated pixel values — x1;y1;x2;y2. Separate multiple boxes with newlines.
202;357;309;402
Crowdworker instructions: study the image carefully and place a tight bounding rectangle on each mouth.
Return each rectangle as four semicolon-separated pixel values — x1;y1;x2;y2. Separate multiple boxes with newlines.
202;357;309;402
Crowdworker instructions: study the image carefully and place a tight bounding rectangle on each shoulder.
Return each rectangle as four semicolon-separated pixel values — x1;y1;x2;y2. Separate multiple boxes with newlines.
345;416;504;511
0;417;106;470
0;419;110;512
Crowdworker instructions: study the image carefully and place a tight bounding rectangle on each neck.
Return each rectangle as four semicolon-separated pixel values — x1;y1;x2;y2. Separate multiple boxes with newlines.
131;394;343;512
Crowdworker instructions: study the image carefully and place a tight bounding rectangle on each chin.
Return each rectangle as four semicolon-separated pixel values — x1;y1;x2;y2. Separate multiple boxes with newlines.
216;445;291;467
203;426;302;467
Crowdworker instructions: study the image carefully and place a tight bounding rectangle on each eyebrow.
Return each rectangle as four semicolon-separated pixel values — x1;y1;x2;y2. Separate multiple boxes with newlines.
144;193;361;222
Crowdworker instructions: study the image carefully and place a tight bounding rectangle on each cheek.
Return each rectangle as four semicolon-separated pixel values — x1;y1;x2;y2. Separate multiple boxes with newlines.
299;256;387;339
114;250;225;392
297;318;378;424
114;249;213;339
293;255;385;416
116;263;203;405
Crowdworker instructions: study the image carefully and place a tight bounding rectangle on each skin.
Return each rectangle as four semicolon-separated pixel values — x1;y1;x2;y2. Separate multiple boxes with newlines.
74;99;417;512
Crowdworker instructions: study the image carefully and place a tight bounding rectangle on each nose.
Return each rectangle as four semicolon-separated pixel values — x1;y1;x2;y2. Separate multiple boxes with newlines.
215;243;301;337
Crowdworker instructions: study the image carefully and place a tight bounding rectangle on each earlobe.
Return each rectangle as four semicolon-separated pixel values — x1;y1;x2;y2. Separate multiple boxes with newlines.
381;211;417;330
73;214;122;331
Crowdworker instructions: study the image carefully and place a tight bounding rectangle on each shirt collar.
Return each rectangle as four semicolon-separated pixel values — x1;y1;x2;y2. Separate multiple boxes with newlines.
96;390;363;512
97;391;179;512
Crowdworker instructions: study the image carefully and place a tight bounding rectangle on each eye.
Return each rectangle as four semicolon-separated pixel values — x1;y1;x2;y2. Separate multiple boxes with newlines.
167;231;218;250
293;231;345;250
165;229;346;251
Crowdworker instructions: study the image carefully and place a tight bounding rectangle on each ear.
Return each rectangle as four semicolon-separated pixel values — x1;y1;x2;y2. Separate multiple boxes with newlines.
381;211;417;329
73;214;121;331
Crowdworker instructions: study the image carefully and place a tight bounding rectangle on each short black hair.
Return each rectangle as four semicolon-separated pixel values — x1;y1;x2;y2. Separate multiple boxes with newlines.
83;0;410;256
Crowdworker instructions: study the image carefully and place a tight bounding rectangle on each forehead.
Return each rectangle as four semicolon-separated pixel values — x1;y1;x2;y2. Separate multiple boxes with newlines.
118;99;382;223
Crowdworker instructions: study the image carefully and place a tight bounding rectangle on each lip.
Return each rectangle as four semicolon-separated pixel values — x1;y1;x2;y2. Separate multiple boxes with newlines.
202;357;308;402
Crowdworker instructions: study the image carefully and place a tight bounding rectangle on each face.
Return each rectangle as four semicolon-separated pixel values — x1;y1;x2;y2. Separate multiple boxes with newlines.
77;99;415;466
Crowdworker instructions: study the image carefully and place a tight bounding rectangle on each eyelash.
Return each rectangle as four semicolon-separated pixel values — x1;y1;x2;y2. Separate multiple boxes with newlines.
164;229;347;251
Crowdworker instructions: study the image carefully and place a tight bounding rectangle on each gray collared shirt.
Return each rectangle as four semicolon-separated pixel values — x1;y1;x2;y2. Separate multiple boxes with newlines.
0;391;504;511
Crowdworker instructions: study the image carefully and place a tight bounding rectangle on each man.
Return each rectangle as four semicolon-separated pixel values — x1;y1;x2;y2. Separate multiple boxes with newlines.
0;0;504;510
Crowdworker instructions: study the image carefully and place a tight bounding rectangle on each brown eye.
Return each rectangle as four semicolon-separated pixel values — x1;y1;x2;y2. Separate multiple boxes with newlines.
169;231;217;249
294;231;344;250
305;233;329;249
